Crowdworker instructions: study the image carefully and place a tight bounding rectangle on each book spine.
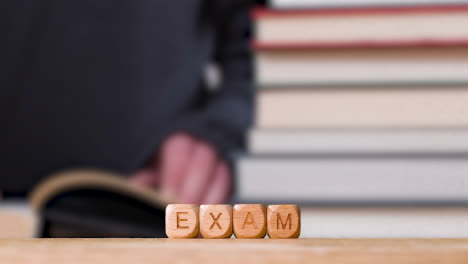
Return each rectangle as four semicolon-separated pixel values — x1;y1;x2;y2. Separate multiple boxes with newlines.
269;0;468;10
252;39;468;51
252;5;468;19
236;156;468;204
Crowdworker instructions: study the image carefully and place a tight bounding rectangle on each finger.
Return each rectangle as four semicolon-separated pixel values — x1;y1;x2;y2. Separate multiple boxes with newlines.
130;150;161;187
202;161;232;204
130;168;160;188
178;141;219;204
160;133;196;197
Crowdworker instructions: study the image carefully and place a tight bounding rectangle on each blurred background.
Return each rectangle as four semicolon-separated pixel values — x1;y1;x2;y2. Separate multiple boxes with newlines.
2;0;468;238
237;0;468;238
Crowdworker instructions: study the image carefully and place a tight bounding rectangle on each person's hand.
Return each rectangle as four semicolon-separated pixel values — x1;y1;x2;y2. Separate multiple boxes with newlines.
130;132;232;204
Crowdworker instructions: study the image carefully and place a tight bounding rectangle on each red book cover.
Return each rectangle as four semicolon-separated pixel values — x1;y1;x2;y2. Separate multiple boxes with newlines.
251;5;468;19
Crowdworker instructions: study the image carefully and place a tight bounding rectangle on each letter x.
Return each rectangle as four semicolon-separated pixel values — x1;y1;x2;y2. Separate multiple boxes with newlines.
210;212;222;230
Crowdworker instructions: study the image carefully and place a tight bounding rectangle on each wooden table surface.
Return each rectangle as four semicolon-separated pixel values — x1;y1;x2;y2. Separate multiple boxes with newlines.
1;239;468;264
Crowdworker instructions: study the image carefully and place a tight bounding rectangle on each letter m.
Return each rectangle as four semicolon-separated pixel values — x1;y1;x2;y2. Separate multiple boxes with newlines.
276;213;292;230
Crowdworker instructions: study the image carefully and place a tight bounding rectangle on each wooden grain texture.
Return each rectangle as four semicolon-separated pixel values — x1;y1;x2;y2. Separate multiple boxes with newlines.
233;204;267;238
267;205;301;238
1;239;468;264
200;205;233;239
165;204;199;238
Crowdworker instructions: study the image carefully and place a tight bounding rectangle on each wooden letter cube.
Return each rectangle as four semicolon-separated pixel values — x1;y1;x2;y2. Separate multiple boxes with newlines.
267;205;300;239
165;204;199;238
199;205;233;238
233;204;267;238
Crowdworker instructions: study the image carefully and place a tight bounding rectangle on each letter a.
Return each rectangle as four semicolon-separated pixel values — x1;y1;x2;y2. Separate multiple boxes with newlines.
242;212;258;229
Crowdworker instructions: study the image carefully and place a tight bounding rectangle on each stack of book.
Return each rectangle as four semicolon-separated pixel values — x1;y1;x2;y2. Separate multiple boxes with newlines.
234;0;468;237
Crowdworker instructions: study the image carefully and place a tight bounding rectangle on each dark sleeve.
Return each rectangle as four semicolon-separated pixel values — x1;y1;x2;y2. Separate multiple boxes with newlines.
176;0;254;160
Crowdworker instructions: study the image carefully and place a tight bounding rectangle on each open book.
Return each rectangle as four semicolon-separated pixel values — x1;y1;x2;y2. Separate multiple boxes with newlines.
28;169;172;238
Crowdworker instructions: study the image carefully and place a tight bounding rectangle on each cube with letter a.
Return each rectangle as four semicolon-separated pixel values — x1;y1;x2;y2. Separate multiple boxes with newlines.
267;205;301;239
166;204;199;238
233;204;267;238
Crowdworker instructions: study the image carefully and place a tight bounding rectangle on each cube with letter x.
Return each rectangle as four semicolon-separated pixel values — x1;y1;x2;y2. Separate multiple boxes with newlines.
199;204;233;238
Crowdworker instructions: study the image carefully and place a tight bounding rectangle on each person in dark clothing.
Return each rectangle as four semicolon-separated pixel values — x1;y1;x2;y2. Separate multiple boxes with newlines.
0;0;253;204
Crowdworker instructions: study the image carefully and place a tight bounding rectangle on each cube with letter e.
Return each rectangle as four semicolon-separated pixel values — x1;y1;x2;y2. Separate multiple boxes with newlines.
166;204;199;238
